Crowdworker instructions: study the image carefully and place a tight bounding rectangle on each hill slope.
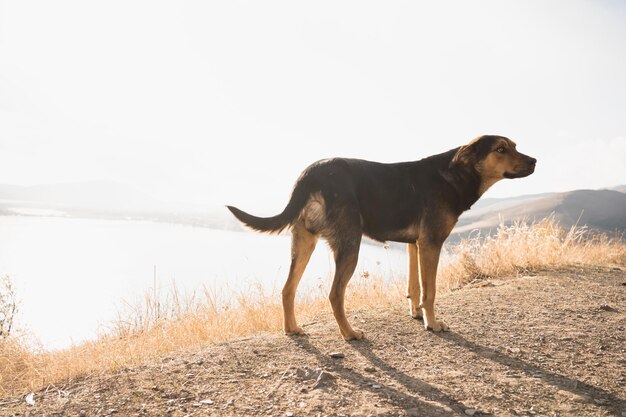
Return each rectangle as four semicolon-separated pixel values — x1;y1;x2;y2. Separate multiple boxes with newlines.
453;189;626;240
2;267;624;417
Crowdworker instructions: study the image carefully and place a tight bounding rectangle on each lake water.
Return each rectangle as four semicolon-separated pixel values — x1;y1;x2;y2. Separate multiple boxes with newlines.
0;215;408;349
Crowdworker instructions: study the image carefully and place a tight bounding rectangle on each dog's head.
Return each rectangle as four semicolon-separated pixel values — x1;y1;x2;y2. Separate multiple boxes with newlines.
451;135;536;192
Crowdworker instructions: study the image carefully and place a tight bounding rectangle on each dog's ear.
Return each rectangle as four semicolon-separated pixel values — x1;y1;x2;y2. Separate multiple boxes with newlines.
450;143;477;167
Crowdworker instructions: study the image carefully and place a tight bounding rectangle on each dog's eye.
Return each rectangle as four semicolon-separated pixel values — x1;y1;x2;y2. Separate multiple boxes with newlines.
496;147;506;153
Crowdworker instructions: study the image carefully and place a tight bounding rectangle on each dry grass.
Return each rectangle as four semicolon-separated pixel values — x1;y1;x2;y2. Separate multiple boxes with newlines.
1;217;624;397
439;217;626;291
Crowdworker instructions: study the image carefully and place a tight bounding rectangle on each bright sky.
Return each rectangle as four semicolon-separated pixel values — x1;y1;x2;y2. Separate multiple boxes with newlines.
1;1;625;213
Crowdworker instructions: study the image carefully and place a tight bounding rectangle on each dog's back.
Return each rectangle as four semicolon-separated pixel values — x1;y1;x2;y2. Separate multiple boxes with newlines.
228;150;465;243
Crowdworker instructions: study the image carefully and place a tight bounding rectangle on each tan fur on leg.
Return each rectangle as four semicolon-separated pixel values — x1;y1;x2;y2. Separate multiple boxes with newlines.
329;247;363;341
418;242;449;332
282;221;318;335
406;242;422;319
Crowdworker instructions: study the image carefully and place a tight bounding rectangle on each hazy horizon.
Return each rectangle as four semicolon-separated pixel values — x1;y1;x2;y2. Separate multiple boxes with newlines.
1;178;625;210
2;1;626;213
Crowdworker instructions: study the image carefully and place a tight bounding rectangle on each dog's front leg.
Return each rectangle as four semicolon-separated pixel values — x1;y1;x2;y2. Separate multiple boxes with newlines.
418;240;449;332
406;242;422;320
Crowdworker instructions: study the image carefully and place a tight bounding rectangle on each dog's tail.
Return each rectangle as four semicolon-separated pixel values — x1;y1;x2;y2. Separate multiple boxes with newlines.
226;180;312;234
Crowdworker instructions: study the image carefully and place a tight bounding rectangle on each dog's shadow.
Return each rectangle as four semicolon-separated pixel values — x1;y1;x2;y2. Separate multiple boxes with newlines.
291;336;469;416
291;331;625;417
436;331;624;416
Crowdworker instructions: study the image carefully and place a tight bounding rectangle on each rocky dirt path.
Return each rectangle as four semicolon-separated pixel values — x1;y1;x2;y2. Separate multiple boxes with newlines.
2;266;625;417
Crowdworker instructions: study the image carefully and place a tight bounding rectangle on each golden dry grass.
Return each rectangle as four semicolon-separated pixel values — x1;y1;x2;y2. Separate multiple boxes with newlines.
1;218;625;397
440;217;626;291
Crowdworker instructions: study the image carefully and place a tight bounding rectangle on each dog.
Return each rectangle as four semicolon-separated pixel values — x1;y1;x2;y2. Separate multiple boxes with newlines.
227;135;536;340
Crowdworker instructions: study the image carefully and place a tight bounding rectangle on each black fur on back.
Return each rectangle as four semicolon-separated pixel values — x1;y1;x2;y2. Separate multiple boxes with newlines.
227;136;510;243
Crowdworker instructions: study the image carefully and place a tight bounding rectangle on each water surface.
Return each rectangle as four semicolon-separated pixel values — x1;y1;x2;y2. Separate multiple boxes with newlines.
0;215;406;349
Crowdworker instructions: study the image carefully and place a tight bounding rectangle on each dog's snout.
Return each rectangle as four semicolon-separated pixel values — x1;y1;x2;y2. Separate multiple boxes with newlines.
527;157;537;166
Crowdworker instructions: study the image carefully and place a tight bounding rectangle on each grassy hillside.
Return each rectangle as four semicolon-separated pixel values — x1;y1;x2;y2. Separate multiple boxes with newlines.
3;267;624;416
1;218;624;399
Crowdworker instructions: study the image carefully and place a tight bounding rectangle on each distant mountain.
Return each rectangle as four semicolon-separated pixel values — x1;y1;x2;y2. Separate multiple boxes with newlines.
452;188;626;241
0;181;158;211
0;181;236;230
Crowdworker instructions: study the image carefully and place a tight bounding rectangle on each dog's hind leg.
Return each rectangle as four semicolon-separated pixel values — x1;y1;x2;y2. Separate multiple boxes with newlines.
328;231;364;341
282;220;318;336
406;242;423;320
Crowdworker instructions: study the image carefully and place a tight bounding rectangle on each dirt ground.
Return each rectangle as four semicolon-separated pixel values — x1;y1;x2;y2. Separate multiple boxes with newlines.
2;266;625;417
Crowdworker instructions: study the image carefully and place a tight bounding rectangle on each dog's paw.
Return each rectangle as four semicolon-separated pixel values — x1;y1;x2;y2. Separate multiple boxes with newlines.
343;329;365;341
411;311;424;321
425;319;449;332
285;326;306;336
408;300;423;320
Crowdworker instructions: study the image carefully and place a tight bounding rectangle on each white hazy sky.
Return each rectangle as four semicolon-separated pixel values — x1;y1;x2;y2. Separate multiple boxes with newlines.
1;1;625;213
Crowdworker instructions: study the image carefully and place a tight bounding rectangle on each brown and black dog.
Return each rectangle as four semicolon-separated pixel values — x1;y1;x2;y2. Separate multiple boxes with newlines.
227;135;536;340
